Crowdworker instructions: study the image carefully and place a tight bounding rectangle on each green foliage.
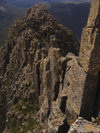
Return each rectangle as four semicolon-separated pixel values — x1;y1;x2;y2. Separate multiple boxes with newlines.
13;100;39;116
8;100;39;133
9;117;38;133
22;119;38;133
22;101;39;116
9;117;20;133
0;122;6;133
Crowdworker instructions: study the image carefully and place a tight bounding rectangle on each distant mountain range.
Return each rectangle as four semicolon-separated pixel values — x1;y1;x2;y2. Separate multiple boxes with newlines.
5;0;91;8
46;2;90;39
0;1;6;11
0;0;25;45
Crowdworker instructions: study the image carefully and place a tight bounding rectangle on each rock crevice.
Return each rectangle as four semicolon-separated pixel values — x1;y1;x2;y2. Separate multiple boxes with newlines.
1;1;100;132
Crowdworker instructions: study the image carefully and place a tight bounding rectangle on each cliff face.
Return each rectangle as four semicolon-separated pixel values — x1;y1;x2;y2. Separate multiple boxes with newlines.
0;4;79;133
79;0;100;121
61;0;100;123
68;0;100;132
1;0;100;133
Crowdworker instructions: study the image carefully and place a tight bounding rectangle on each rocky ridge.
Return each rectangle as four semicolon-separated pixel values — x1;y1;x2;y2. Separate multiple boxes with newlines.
1;0;100;132
0;4;79;133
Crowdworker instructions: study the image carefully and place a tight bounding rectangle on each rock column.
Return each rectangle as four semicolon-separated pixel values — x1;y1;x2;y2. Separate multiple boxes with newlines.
79;0;100;120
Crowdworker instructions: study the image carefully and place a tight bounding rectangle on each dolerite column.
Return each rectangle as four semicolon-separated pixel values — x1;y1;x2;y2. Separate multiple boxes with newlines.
78;0;100;120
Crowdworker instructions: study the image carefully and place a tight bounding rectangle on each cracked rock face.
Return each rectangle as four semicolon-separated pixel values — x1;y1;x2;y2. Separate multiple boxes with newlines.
79;0;100;75
1;0;100;132
63;0;100;125
0;4;79;133
67;0;100;132
78;0;100;121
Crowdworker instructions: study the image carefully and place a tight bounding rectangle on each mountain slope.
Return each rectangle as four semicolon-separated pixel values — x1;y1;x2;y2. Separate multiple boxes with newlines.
0;2;90;46
0;5;79;133
1;1;100;133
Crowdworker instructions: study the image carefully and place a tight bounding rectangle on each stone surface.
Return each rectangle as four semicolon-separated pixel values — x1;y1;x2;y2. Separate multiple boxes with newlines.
1;0;100;132
79;0;100;75
78;0;100;121
68;117;100;133
0;4;79;133
63;53;87;124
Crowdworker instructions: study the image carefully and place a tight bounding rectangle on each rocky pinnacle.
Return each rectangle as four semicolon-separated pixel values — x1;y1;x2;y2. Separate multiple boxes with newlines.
79;0;100;75
79;0;100;120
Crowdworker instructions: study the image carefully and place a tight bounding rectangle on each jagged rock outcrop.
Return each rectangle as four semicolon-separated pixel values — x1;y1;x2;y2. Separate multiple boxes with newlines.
0;4;79;133
65;0;100;132
79;0;100;121
59;0;100;125
68;117;100;133
1;0;100;132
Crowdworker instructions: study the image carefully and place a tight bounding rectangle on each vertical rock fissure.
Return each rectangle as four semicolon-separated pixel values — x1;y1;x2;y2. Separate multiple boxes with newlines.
93;72;100;119
62;61;67;89
54;81;60;101
60;96;67;113
36;63;41;96
79;74;98;121
58;119;70;133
